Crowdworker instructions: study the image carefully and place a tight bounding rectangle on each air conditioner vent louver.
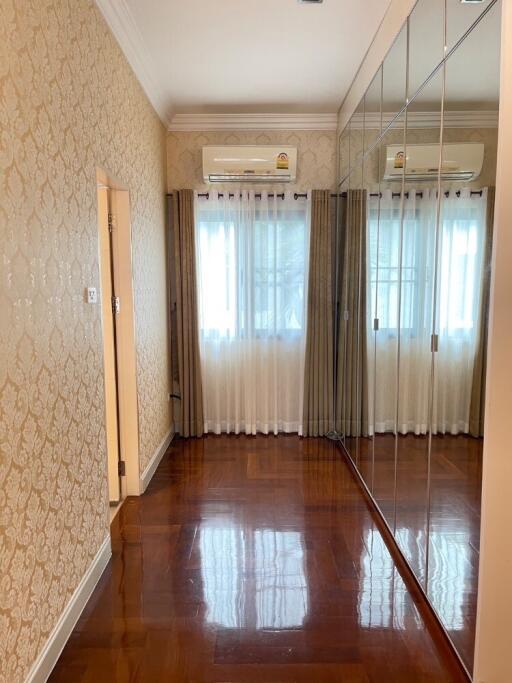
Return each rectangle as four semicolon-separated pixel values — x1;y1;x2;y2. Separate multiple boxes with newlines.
203;146;297;184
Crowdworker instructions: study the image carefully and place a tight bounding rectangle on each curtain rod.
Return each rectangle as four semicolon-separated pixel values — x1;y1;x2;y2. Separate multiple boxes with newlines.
369;190;484;199
165;192;342;200
166;190;483;200
197;192;308;200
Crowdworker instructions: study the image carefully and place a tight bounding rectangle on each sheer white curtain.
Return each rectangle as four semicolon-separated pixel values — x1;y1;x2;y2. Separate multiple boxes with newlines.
194;190;310;435
433;188;488;433
397;189;437;435
367;189;437;434
367;188;487;435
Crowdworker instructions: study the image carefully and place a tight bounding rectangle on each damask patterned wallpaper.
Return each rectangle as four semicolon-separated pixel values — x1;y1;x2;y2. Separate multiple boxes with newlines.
167;130;337;192
0;1;171;680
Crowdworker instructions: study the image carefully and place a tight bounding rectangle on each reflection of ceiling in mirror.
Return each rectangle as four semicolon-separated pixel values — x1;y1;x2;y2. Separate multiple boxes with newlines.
364;0;500;114
443;6;501;111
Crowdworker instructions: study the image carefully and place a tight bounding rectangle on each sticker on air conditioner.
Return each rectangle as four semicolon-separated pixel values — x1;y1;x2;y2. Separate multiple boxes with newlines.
276;152;289;170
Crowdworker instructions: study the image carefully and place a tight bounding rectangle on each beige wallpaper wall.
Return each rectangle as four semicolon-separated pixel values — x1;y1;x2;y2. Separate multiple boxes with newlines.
167;130;337;192
0;1;171;681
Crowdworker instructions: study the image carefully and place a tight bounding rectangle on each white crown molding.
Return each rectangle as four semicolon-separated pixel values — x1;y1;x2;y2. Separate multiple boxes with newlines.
168;113;339;132
95;0;171;126
348;110;499;130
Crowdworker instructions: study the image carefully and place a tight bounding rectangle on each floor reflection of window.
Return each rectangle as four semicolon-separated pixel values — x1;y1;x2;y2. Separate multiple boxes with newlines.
357;528;472;633
394;527;427;580
427;532;472;632
199;524;308;630
254;529;308;629
358;529;408;630
199;525;247;628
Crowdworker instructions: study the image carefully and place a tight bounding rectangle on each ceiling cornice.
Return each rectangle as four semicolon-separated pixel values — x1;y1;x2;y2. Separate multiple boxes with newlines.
349;110;499;130
95;0;171;126
168;113;339;132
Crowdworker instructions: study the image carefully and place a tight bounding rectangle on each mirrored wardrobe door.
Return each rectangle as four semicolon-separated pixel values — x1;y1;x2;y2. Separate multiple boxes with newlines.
370;117;404;532
394;67;444;588
364;67;382;157
446;0;499;53
361;67;383;493
427;2;501;673
354;146;372;487
336;166;354;455
352;98;365;168
341;156;366;471
339;124;350;190
370;23;408;531
335;176;349;447
335;113;350;444
335;109;352;449
408;0;445;101
382;22;407;124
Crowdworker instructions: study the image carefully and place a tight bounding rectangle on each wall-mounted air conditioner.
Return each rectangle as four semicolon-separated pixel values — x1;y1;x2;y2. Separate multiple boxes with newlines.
202;145;297;183
384;143;484;181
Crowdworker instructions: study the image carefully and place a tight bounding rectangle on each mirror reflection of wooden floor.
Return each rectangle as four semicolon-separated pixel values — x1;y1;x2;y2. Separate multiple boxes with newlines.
346;433;482;673
49;435;470;682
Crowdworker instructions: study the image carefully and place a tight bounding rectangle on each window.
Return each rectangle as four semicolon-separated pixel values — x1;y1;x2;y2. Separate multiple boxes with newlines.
368;191;436;335
367;188;488;436
196;195;308;339
437;195;485;336
194;190;310;435
367;189;485;337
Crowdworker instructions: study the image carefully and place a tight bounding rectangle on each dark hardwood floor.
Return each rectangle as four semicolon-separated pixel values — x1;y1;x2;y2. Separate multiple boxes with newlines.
50;435;468;682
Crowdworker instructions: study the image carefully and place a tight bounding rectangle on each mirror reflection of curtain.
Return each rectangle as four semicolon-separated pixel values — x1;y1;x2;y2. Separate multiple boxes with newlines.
432;188;488;434
367;188;488;436
194;191;310;435
336;189;368;438
469;187;495;437
368;190;436;435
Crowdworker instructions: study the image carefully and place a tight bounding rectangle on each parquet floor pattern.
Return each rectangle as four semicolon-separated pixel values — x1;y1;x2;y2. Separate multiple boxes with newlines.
50;435;467;682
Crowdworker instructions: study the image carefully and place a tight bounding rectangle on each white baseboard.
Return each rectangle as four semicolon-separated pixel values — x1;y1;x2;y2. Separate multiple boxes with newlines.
140;424;174;493
26;535;112;683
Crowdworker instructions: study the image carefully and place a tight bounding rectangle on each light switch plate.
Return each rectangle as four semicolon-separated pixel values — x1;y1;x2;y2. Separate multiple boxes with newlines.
87;287;98;304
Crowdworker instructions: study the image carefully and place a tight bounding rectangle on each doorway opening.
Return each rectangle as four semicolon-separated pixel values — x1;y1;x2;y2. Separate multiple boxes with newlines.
96;169;140;519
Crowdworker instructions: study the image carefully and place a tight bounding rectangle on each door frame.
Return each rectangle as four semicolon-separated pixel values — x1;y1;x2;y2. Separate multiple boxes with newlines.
96;167;141;498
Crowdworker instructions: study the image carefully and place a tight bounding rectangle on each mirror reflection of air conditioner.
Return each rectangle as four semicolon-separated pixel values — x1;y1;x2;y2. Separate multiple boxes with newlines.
384;143;484;181
202;145;297;183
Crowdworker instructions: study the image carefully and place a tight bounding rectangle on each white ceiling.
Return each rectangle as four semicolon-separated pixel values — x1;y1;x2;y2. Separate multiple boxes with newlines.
96;0;393;124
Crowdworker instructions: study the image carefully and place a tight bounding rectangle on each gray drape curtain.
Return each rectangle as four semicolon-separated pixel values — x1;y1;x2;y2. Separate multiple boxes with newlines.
469;187;495;438
336;189;368;438
302;190;335;436
173;190;204;437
